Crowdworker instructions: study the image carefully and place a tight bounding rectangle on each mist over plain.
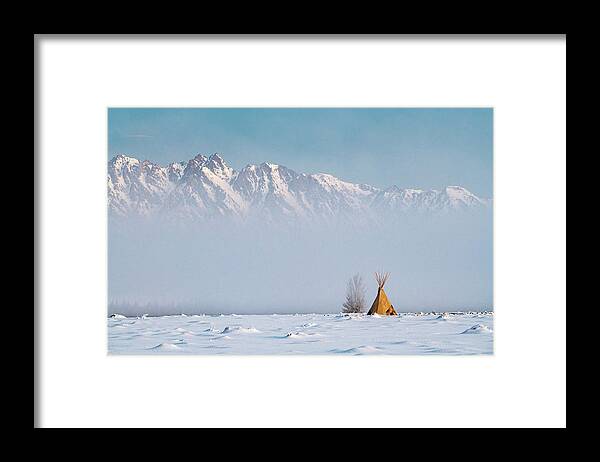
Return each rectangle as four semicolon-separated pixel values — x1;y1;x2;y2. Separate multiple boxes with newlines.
108;209;492;316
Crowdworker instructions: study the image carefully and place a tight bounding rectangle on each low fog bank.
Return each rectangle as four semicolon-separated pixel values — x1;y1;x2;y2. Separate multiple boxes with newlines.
108;211;492;315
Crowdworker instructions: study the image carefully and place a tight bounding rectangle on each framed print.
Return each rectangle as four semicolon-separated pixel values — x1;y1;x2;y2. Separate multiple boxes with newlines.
35;35;566;428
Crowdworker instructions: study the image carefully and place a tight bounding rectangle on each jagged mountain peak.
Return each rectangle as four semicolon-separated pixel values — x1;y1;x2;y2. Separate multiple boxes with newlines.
260;161;279;169
110;154;140;168
209;152;225;162
108;153;490;222
189;153;209;165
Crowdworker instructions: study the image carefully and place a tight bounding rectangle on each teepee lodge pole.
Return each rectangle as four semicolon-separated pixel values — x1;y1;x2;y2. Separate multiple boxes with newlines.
368;271;397;316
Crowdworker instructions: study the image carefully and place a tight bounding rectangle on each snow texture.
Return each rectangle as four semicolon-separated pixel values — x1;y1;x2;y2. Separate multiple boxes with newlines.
108;312;493;355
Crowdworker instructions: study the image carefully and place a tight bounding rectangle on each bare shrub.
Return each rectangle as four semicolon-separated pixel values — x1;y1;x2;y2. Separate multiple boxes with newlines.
342;274;366;313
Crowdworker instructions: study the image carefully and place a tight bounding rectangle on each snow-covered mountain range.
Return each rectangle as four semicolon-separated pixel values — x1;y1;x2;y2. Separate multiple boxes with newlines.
108;153;491;223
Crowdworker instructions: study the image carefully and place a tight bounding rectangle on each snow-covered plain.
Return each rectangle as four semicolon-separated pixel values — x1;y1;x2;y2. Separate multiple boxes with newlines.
108;312;493;355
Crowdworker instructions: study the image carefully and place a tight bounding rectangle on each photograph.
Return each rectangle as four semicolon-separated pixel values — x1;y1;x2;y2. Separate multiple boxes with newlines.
107;107;493;355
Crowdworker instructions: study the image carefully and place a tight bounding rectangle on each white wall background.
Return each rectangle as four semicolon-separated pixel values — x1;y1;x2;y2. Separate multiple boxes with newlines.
37;36;566;428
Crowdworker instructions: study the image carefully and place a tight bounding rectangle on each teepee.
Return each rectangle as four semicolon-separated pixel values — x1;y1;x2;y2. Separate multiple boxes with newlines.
367;272;398;316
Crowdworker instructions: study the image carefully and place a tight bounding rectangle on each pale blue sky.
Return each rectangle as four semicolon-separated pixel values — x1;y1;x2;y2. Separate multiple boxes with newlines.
108;108;492;197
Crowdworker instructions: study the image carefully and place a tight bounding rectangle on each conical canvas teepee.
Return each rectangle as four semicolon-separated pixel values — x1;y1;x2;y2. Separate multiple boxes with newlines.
367;272;398;316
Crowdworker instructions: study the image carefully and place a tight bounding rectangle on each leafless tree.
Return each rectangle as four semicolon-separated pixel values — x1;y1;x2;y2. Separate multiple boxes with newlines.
342;274;366;313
